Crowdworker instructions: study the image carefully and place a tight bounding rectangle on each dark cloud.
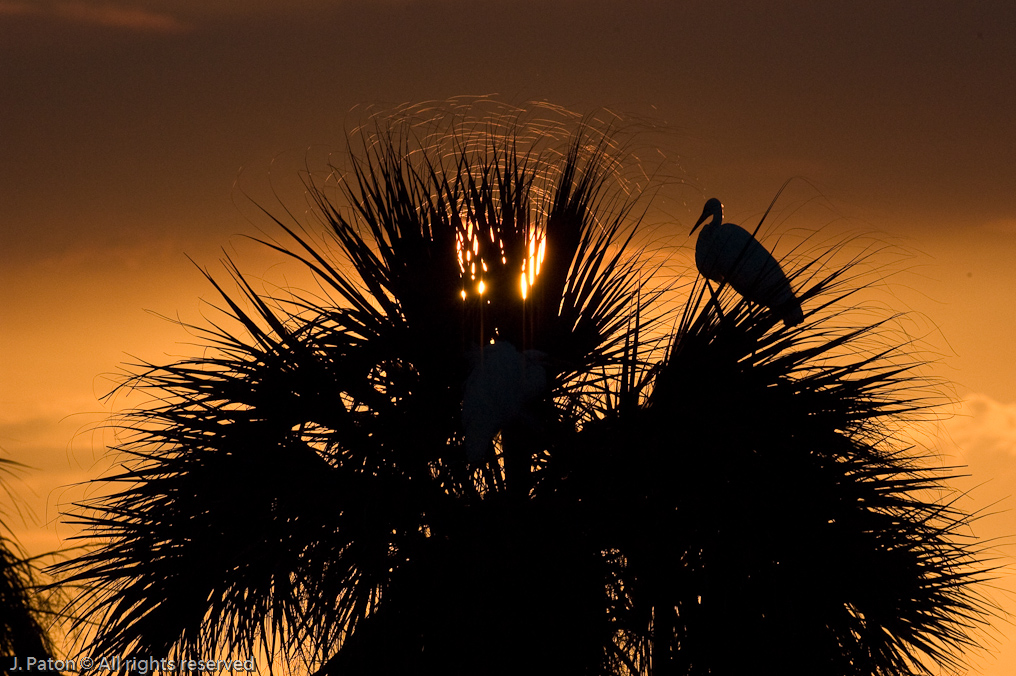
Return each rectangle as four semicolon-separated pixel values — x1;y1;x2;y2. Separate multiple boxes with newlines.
0;1;190;32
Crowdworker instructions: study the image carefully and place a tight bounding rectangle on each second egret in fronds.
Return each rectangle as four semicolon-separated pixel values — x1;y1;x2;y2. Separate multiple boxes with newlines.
691;198;804;326
462;341;548;463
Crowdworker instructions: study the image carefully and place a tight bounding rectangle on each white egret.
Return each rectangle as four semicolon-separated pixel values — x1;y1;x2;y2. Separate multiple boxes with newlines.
462;341;548;463
691;198;804;327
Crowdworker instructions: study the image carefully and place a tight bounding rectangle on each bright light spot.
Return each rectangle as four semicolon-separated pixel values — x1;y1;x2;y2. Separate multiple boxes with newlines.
456;219;546;300
519;231;546;299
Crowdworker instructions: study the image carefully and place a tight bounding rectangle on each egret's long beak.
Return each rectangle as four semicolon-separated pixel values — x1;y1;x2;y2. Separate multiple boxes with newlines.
690;211;708;236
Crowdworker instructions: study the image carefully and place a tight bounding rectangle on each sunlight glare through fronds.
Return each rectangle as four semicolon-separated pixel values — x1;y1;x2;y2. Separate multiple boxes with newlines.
457;217;543;302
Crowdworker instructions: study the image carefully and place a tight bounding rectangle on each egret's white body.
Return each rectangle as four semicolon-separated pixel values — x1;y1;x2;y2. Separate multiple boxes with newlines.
692;198;803;326
462;341;547;462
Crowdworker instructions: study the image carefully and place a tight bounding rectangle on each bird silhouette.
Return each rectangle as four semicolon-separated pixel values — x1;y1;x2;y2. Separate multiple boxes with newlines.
462;341;548;463
691;198;804;327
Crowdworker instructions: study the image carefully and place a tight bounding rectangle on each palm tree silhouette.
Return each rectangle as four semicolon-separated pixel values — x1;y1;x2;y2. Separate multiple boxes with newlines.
2;459;58;673
57;104;993;676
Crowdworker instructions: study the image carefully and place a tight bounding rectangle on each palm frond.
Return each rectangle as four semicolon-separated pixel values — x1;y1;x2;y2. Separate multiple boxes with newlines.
559;259;996;675
1;458;59;672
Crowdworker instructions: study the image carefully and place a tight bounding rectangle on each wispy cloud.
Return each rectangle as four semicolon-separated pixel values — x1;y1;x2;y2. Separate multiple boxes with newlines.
946;393;1016;458
0;1;191;33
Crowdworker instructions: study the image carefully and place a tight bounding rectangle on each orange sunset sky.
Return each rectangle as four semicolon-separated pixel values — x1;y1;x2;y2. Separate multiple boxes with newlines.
2;0;1015;672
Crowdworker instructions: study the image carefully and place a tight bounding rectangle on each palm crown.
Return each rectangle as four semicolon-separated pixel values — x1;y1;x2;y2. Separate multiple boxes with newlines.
57;105;993;676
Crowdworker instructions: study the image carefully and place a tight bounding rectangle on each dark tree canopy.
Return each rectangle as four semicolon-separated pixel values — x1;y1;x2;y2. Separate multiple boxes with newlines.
56;103;994;676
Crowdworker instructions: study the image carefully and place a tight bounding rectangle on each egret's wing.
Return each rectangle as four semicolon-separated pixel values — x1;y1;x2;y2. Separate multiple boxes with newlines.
699;224;797;309
462;342;547;461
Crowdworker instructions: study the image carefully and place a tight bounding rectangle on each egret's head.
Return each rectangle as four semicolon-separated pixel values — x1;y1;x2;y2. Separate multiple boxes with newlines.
691;197;723;235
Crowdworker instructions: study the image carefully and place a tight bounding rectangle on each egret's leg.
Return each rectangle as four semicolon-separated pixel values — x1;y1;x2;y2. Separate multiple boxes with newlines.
481;455;501;494
502;422;537;499
704;280;726;322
